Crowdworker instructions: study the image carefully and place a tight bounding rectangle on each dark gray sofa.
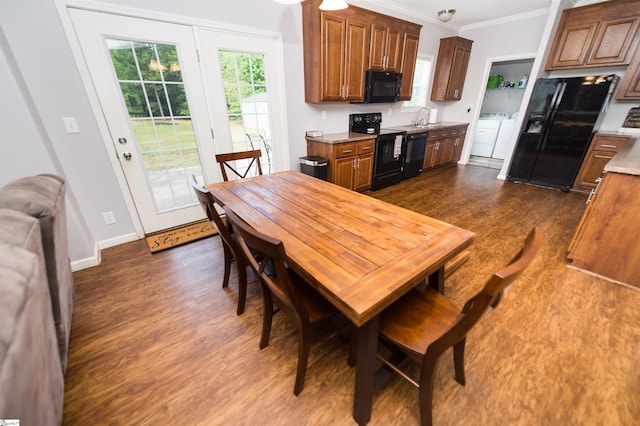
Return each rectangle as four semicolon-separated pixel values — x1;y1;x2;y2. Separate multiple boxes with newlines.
0;174;74;372
0;174;74;424
0;209;65;424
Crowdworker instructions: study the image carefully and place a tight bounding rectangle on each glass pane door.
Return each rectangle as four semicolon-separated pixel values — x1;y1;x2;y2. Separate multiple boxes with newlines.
108;39;204;211
219;51;273;175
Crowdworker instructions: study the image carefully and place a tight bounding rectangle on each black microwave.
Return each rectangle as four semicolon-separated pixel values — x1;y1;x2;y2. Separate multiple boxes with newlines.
362;70;402;103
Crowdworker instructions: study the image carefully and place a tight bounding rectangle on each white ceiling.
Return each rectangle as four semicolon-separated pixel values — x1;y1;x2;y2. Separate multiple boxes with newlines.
350;0;554;28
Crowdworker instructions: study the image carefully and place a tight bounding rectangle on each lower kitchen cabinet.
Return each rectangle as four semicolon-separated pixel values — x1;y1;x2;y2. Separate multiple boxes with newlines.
572;132;631;193
568;170;640;289
307;138;375;191
423;125;468;170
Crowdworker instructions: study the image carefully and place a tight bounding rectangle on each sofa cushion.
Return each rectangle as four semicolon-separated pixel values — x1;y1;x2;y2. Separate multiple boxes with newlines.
0;209;64;424
0;174;74;372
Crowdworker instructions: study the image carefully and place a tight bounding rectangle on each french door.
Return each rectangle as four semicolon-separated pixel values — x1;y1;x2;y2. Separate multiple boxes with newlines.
68;8;288;234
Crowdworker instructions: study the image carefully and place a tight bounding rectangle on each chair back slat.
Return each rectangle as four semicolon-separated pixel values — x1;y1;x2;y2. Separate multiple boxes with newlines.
215;150;263;181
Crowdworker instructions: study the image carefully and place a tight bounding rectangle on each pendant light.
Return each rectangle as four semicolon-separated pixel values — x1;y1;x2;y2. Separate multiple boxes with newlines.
319;0;349;10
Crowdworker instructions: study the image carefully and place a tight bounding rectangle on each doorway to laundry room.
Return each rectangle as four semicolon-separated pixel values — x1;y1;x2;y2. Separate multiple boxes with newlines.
469;58;534;170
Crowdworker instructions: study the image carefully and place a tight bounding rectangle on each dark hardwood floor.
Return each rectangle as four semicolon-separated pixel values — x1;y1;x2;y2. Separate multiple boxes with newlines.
65;165;640;425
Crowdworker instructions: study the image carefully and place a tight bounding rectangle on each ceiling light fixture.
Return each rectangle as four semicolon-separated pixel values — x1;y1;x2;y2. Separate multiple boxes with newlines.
438;9;456;23
319;0;349;10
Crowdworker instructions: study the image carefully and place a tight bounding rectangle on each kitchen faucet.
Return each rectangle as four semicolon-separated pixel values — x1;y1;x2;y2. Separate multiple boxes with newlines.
416;107;429;126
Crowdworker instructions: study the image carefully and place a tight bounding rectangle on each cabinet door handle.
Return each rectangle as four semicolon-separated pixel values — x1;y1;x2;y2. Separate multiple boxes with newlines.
586;177;603;205
357;158;360;168
600;144;617;148
454;89;459;98
353;159;356;169
361;146;371;151
342;149;353;154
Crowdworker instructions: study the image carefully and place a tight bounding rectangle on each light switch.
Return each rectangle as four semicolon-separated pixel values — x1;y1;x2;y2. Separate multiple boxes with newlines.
62;117;80;134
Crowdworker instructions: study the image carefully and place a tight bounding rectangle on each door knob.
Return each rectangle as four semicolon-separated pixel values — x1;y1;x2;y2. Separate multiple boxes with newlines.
123;152;132;160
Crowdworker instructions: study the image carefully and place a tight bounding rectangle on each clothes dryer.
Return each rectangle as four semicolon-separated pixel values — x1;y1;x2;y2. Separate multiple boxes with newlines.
471;112;509;157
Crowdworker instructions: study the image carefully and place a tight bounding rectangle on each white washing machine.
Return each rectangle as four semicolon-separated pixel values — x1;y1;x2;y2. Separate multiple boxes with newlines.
471;112;509;157
492;112;519;160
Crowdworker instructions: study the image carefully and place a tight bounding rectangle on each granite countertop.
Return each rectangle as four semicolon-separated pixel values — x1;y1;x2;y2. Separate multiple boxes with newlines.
604;137;639;176
306;122;469;144
386;122;468;134
306;132;377;144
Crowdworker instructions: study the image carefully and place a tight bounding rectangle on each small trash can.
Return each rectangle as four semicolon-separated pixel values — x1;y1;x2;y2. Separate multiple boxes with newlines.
299;156;328;181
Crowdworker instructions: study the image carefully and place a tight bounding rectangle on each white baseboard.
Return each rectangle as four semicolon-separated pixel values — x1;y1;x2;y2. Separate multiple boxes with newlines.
71;232;139;271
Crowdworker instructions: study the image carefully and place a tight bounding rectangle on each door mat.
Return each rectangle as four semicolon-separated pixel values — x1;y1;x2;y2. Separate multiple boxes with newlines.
146;219;218;253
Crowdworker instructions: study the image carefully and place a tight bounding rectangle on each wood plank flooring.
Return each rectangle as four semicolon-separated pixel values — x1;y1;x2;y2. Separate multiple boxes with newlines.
64;165;640;425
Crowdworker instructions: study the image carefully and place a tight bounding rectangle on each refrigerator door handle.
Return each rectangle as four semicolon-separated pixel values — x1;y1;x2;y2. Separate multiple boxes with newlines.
540;82;566;151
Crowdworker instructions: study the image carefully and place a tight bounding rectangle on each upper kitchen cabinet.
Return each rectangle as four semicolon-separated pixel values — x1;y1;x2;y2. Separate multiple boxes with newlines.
616;45;640;99
399;25;421;101
545;0;640;70
369;18;403;72
431;36;473;102
302;1;368;102
302;0;421;103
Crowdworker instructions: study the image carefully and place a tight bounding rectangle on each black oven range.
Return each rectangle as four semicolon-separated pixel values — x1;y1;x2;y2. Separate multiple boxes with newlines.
349;112;408;191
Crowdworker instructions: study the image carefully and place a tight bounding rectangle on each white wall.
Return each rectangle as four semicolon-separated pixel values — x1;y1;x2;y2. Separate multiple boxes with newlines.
1;0;557;268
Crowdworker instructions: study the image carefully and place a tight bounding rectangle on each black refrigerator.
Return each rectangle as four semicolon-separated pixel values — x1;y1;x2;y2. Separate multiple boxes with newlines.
507;74;617;191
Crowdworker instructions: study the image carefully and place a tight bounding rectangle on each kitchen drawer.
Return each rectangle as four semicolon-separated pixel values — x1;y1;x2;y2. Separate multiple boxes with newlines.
334;143;357;158
357;139;375;155
592;134;629;152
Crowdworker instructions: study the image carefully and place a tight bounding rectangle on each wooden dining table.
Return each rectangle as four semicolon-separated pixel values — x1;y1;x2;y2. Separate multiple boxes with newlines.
205;170;475;425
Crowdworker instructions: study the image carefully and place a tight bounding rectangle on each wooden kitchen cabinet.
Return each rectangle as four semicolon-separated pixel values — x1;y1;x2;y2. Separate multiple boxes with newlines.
307;138;375;191
302;1;368;103
545;0;640;70
568;170;640;289
423;125;468;170
369;18;402;72
572;132;631;193
399;27;421;101
302;0;421;103
616;45;640;99
431;37;473;102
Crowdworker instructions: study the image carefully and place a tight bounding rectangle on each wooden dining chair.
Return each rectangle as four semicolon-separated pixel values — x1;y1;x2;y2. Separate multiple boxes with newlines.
215;149;263;181
377;227;543;426
245;133;273;173
188;174;256;315
223;205;340;396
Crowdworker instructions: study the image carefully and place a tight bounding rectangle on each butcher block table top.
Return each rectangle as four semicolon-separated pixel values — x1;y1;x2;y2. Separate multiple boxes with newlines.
205;170;475;326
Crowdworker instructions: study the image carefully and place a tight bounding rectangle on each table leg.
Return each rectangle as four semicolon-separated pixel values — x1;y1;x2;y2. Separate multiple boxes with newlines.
428;265;445;294
353;315;379;426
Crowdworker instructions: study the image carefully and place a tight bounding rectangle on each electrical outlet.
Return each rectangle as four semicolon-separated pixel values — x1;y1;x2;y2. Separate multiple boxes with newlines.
388;108;393;116
321;110;327;120
102;211;116;225
62;117;80;134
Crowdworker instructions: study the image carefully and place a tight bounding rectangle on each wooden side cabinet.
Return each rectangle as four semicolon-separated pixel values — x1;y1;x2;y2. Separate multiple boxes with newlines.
307;138;375;191
572;132;631;193
431;37;473;101
546;0;640;70
568;171;640;289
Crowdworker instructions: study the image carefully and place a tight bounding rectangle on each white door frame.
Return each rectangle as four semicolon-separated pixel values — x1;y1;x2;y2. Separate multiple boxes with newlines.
460;52;537;180
55;0;290;239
